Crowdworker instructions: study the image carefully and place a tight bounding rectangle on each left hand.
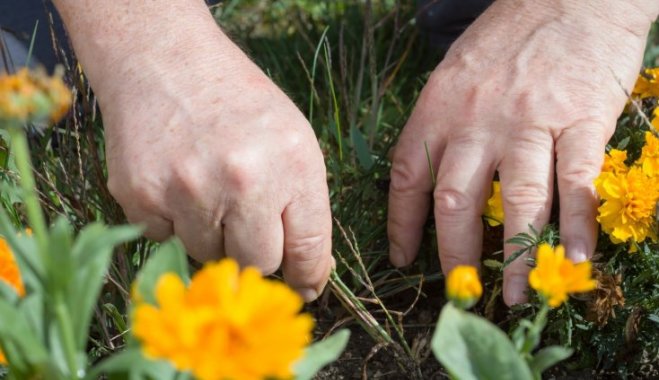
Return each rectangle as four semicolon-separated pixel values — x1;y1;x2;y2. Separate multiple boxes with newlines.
388;0;657;305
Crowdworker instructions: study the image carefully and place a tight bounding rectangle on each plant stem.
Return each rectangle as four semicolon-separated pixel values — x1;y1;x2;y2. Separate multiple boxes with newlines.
8;127;48;253
521;304;549;355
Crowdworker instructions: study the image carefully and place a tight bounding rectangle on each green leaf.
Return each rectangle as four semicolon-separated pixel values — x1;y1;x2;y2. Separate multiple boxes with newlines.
68;222;141;350
85;348;178;380
294;329;350;380
616;136;631;150
0;298;51;373
483;259;503;270
48;217;75;293
529;346;573;376
432;303;533;380
350;125;373;170
133;238;189;306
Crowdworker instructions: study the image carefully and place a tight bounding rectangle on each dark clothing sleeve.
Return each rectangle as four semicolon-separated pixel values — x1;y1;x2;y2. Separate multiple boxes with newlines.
0;0;66;71
416;0;493;49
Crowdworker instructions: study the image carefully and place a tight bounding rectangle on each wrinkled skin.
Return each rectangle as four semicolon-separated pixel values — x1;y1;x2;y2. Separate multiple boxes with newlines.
388;0;657;304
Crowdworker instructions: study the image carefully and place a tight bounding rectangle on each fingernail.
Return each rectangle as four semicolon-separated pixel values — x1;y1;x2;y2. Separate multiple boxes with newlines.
504;275;528;306
568;241;588;263
389;242;409;268
297;287;319;303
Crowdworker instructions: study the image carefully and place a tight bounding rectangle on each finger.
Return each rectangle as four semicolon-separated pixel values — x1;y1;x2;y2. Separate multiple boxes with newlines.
109;183;174;241
281;188;333;302
500;128;554;306
171;206;224;263
434;136;497;275
555;122;607;263
224;206;284;276
122;206;174;242
388;103;446;267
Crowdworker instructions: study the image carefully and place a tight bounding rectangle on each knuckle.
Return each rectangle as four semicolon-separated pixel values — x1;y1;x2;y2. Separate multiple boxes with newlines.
433;188;475;216
223;153;259;195
286;234;327;264
559;162;601;190
107;175;159;213
504;183;550;214
390;159;425;193
171;159;205;198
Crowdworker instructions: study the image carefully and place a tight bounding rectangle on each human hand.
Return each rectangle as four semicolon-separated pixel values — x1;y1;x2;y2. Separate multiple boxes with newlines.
53;0;333;301
388;0;658;305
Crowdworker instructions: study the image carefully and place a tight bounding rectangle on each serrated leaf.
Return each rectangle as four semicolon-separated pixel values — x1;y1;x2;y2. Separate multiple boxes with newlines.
502;247;531;270
432;303;533;380
295;329;350;380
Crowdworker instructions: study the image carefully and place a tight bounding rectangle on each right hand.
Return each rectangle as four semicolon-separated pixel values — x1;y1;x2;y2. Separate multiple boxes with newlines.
95;32;333;302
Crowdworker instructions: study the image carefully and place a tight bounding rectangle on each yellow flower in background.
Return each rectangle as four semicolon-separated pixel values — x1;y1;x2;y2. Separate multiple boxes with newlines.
529;244;597;308
483;181;504;227
638;131;659;177
446;265;482;309
601;149;628;175
132;258;313;380
595;167;658;245
0;237;25;297
631;67;659;99
0;68;71;125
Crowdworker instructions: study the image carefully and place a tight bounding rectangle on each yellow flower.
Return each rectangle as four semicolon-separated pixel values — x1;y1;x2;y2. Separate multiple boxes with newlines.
631;68;659;99
483;181;504;227
637;131;659;177
595;166;658;245
446;265;482;309
0;68;71;125
132;258;314;380
601;149;628;175
529;244;597;308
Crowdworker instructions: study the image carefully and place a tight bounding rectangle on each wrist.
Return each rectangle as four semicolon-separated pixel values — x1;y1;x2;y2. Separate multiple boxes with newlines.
506;0;658;37
52;0;248;106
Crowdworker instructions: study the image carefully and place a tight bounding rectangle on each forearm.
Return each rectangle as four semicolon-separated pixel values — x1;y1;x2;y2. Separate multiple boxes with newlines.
51;0;245;104
520;0;658;35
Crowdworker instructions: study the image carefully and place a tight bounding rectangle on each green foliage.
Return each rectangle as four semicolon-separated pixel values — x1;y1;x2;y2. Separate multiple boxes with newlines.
0;209;140;379
131;239;190;306
433;303;533;380
294;329;351;380
433;303;574;380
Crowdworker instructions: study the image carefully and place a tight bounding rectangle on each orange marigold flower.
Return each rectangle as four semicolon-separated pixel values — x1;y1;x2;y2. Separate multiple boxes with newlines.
483;181;504;227
0;68;71;125
631;68;659;99
0;236;25;366
595;166;658;246
637;131;659;177
0;237;25;297
602;149;628;175
131;258;314;380
529;244;597;308
446;265;482;309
